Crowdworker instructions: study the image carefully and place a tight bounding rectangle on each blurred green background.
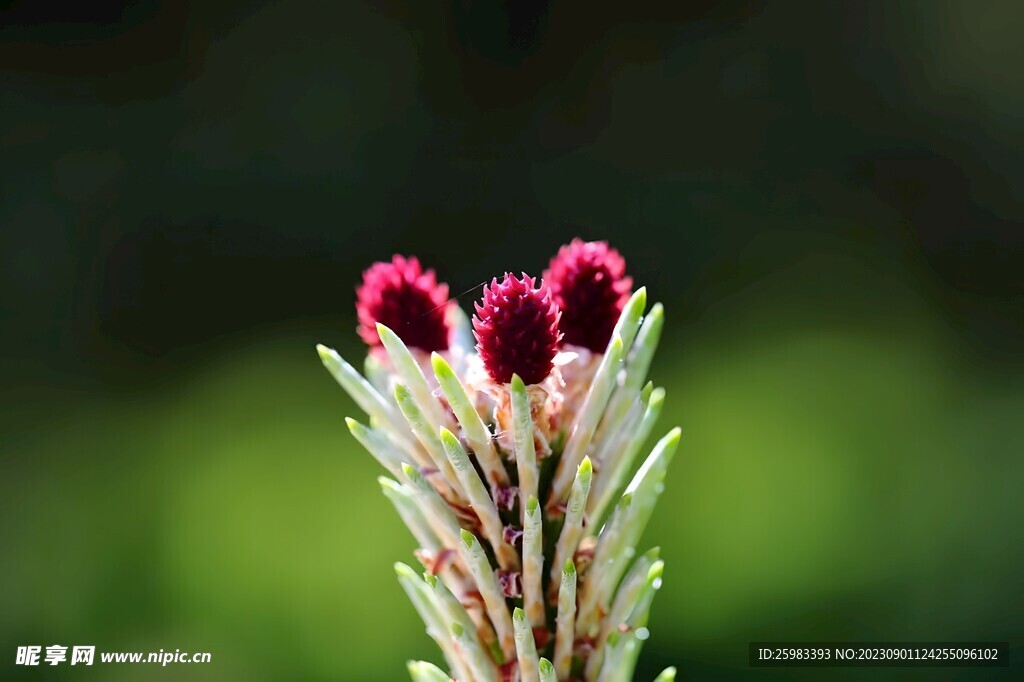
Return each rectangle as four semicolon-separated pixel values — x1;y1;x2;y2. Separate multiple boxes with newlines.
1;1;1022;679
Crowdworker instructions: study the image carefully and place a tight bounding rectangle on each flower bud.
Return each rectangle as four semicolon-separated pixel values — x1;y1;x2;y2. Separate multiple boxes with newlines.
472;273;562;385
544;239;632;352
355;255;451;352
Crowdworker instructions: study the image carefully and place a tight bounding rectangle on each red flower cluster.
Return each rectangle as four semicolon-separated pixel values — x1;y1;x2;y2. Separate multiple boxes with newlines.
354;240;631;383
472;273;562;385
543;239;632;352
355;255;451;352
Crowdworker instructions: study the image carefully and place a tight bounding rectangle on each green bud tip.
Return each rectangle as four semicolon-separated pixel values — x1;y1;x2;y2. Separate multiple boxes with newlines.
648;561;665;582
513;607;525;621
563;558;576;575
439;427;458;446
578;456;593;480
460;529;476;548
632;286;647;309
394;383;412;401
650;387;666;406
610;335;624;356
394;562;416;578
526;496;539;515
666;426;682;444
423;573;437;587
402;463;420;481
376;323;407;349
315;343;334;362
511;373;525;391
431;352;451;376
406;661;440;676
539;658;553;673
641;381;655;402
345;417;362;433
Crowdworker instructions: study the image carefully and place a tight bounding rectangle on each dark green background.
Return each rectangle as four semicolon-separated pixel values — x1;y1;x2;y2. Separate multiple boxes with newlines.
1;1;1022;679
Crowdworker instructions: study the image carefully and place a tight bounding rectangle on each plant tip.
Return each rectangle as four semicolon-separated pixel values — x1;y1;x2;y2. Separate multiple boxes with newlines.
430;352;449;373
459;529;475;547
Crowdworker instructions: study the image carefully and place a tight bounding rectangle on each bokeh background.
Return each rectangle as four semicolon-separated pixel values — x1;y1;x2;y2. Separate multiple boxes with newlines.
2;1;1022;680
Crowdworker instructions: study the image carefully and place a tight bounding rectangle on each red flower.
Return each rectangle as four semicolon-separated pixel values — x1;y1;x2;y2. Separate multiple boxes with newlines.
355;255;451;352
543;239;632;352
473;273;561;385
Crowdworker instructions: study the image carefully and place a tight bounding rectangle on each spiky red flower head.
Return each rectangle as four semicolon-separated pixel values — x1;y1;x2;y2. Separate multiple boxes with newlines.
473;273;562;385
543;239;633;352
355;255;451;352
